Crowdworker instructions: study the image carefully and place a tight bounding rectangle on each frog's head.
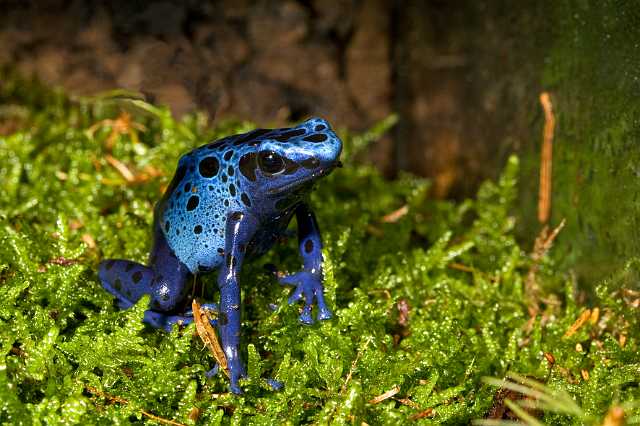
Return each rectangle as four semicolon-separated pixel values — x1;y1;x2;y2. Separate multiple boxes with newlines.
237;118;342;212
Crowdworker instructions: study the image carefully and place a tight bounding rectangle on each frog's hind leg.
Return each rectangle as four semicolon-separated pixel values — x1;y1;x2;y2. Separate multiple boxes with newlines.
99;256;212;331
98;260;154;309
99;225;217;332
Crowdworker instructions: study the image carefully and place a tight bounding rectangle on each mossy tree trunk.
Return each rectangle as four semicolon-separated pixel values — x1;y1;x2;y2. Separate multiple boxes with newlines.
519;1;640;284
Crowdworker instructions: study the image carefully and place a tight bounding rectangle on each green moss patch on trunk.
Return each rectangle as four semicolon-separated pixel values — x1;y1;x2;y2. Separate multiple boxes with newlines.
519;1;640;284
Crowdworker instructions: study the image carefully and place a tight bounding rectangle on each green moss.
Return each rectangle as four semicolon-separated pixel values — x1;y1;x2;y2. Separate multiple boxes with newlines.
1;70;639;425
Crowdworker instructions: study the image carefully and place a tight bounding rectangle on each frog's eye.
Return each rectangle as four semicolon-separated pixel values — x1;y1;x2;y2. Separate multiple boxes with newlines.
258;151;286;175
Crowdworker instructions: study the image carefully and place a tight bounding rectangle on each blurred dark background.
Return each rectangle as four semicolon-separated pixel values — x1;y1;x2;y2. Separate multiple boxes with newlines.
0;0;545;198
3;0;639;282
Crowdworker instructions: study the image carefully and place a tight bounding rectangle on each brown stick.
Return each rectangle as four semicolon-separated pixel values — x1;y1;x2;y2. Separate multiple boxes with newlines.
538;92;555;224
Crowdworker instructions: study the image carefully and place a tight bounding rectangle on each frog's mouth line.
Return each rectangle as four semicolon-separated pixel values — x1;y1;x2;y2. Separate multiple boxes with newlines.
268;161;341;195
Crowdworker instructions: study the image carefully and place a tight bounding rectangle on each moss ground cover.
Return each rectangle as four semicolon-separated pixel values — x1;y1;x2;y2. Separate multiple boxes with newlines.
1;71;639;425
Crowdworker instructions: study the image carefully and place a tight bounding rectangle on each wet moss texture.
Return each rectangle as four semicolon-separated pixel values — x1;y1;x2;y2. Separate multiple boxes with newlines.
1;69;640;425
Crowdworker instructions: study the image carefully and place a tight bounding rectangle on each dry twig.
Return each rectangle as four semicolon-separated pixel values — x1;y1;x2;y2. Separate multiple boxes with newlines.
538;92;555;224
448;262;497;282
619;334;627;348
81;233;97;249
543;352;555;366
105;154;136;183
87;111;146;150
368;385;400;404
47;257;80;266
340;337;372;394
397;299;410;327
525;219;566;306
103;155;164;185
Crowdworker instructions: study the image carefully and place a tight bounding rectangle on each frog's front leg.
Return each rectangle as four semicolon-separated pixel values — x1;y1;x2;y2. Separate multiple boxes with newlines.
218;210;259;394
278;203;332;324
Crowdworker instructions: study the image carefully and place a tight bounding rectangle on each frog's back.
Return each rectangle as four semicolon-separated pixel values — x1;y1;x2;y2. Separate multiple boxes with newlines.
159;133;262;273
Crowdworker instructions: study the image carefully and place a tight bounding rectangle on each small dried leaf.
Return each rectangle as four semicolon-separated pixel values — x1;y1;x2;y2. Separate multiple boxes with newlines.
81;233;97;249
397;299;410;327
381;205;409;223
601;406;625;426
192;299;229;378
409;408;434;421
105;154;135;182
395;398;421;410
543;352;555;365
188;407;201;422
55;170;68;181
619;334;627;347
563;309;592;338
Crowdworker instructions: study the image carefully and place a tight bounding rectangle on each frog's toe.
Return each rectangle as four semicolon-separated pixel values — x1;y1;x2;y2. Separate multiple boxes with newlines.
317;308;333;321
229;370;246;395
230;382;243;395
184;302;219;318
278;272;301;286
266;378;284;391
143;303;218;332
286;285;304;304
205;363;220;378
143;310;192;331
299;304;314;325
315;291;333;321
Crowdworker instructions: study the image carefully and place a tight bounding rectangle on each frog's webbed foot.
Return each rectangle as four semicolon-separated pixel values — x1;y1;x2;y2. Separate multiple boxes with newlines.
205;365;243;394
278;270;332;324
143;303;219;332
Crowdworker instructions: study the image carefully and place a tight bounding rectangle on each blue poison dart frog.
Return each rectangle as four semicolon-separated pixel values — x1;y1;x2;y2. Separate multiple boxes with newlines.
98;118;342;394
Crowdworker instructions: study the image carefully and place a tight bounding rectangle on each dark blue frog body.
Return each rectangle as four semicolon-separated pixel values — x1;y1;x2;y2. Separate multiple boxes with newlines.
98;118;342;394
